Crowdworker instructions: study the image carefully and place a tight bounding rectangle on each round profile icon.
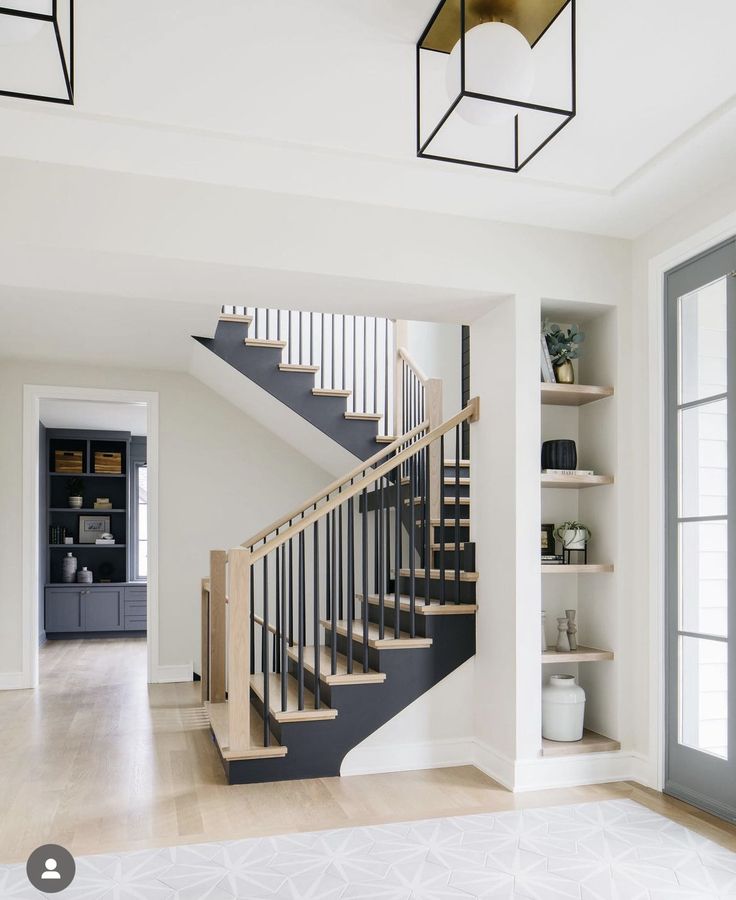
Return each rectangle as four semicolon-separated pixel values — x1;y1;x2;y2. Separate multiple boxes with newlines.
26;844;76;893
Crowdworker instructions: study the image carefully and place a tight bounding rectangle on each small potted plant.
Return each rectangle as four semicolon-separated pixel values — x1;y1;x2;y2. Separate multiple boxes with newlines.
554;521;591;551
67;477;84;509
543;321;585;384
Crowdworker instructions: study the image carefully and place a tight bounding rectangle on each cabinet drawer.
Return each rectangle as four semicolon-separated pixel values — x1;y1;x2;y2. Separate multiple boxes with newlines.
125;615;147;631
125;599;147;616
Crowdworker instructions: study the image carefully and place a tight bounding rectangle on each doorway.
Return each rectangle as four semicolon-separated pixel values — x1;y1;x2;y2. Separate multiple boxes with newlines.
21;385;159;688
664;239;736;821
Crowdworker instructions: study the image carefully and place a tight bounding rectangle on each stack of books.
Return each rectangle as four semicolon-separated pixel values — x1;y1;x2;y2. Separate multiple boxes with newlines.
540;334;556;383
49;526;69;545
94;497;113;510
95;536;115;545
542;468;594;476
542;554;564;565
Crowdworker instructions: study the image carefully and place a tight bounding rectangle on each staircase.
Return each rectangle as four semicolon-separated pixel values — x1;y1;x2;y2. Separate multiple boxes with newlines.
198;306;478;785
194;308;398;460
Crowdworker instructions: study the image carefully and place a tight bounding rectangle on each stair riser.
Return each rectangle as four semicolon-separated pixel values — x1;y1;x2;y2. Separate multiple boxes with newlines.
442;465;470;478
441;484;470;500
431;543;476;571
431;524;470;543
397;575;476;603
438;500;470;518
364;602;433;637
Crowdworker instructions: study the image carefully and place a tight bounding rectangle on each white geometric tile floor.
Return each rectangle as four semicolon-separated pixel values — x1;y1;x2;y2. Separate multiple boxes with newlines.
2;799;736;899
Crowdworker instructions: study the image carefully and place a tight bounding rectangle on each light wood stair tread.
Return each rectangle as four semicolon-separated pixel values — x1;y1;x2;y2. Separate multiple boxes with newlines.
541;473;614;488
541;564;614;574
288;644;386;684
430;543;466;550
401;476;470;486
406;496;470;506
250;673;338;723
219;314;253;325
541;645;614;663
542;729;620;757
359;593;477;616
444;459;470;466
279;363;320;373
429;518;470;527
397;567;478;582
244;338;287;349
313;387;352;398
205;701;287;760
375;435;397;443
345;411;383;421
323;619;432;649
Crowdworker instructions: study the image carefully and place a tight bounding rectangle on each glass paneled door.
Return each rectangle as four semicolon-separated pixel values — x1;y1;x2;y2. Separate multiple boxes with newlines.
665;239;736;822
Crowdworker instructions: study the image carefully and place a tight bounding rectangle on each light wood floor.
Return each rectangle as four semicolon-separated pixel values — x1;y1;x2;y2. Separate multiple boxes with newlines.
0;638;734;865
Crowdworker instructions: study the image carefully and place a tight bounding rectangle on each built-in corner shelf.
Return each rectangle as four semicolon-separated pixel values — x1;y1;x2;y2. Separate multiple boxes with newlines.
541;383;614;406
541;473;614;489
541;564;614;574
542;729;621;757
542;646;613;663
49;544;126;549
49;508;126;513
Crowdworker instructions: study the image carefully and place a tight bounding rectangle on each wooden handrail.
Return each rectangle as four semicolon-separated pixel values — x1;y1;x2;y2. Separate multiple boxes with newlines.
240;419;429;549
246;397;479;566
398;346;430;385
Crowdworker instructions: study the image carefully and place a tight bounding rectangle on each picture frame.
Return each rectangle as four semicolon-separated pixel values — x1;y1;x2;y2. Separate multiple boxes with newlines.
541;523;556;556
79;515;111;544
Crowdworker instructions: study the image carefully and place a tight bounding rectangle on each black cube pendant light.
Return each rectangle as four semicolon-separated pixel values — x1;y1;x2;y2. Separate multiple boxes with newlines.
0;1;74;104
417;0;575;172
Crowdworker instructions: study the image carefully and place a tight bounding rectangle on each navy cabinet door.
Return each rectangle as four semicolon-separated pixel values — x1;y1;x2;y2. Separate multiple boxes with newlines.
45;589;84;632
83;588;124;631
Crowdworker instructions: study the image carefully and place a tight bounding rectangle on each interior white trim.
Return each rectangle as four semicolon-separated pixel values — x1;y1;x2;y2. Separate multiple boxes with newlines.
646;208;736;793
341;737;474;778
20;384;162;688
151;663;194;684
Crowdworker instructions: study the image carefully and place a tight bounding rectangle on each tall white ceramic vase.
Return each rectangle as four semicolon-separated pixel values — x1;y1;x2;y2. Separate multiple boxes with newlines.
542;674;585;741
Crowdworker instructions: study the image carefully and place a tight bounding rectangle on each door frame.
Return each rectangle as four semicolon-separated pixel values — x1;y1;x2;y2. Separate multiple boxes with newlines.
647;209;736;792
21;384;160;687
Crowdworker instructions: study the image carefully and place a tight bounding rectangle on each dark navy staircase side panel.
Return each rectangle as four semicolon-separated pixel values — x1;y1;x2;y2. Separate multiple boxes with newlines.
194;321;378;460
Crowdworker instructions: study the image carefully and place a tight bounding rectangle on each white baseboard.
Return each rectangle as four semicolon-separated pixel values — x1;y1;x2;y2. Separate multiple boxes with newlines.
340;737;474;777
511;750;651;793
472;739;516;791
150;663;193;684
0;672;28;690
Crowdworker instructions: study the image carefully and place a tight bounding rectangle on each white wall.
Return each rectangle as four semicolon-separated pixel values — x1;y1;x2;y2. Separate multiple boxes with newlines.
0;359;331;678
404;320;463;418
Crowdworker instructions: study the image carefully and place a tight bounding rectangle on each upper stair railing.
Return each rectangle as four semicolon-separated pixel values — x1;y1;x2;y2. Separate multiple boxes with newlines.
203;398;478;756
222;305;395;438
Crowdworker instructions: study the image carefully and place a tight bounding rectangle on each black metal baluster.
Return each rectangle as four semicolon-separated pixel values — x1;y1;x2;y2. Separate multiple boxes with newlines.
409;454;416;638
321;313;325;389
313;522;321;708
394;457;401;639
424;446;431;607
384;319;389;436
455;425;461;605
361;487;369;672
274;546;280;671
288;532;294;643
326;512;331;622
440;436;446;605
310;311;314;368
347;497;355;673
277;308;281;342
373;317;378;415
353;316;357;413
299;311;304;365
331;508;338;676
331;314;335;390
249;562;255;674
266;308;270;341
378;476;385;640
338;498;344;620
362;317;367;414
373;479;379;595
298;531;305;709
262;555;270;746
288;310;293;364
342;314;346;392
255;307;259;340
281;541;288;711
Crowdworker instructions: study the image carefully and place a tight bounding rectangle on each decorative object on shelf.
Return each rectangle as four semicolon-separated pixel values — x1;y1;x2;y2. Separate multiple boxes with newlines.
540;523;555;557
95;532;115;545
566;608;578;650
67;477;84;509
98;562;114;584
94;497;113;510
543;322;585;384
416;0;575;172
79;515;111;544
541;439;577;471
555;617;571;652
540;334;555;383
541;555;564;565
94;451;122;474
555;521;591;564
542;468;593;476
542;674;586;742
54;449;83;473
64;536;73;545
76;566;93;584
61;552;77;584
0;0;74;105
541;611;547;651
49;525;70;545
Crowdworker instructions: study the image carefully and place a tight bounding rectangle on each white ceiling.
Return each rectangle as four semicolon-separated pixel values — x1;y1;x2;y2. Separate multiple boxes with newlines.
0;0;734;237
40;398;147;434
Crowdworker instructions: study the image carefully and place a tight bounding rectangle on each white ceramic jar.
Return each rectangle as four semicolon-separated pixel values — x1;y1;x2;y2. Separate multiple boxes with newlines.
542;674;585;741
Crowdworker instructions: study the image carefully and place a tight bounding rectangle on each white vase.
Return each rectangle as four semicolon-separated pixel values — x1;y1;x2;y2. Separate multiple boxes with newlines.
68;496;83;509
561;528;586;550
62;552;78;584
542;675;585;741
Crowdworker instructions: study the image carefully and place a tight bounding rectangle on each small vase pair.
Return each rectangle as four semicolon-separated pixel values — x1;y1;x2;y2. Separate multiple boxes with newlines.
555;609;577;652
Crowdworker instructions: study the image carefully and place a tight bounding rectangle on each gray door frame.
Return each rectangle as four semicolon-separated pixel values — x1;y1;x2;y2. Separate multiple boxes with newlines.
664;237;736;822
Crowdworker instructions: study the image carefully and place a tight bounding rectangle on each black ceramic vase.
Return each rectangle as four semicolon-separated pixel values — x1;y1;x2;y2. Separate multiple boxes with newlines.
541;439;577;471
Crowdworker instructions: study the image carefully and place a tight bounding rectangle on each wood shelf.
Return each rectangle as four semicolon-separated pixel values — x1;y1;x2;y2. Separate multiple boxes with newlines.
49;508;126;513
541;383;614;406
541;564;613;574
542;645;613;663
50;472;126;478
541;474;613;489
542;729;621;757
49;544;126;549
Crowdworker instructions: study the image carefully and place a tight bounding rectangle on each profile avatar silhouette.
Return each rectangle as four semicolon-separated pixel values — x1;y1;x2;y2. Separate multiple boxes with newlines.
41;858;61;880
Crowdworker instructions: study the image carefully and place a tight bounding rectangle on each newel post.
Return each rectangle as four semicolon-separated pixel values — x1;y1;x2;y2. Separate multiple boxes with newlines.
208;549;227;704
426;378;443;519
227;547;252;754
